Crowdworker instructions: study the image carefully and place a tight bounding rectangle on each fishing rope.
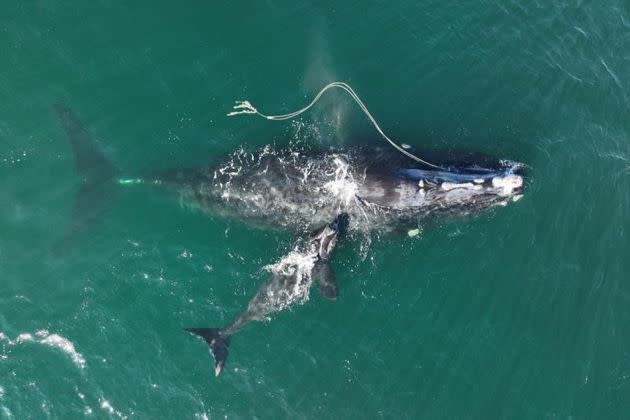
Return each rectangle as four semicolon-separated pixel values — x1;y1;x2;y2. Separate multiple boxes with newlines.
227;82;445;170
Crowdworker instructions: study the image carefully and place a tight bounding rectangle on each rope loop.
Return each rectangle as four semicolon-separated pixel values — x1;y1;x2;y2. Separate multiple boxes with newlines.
227;82;445;170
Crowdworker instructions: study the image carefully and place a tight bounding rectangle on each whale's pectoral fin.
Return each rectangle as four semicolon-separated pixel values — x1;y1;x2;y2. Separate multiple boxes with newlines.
185;328;230;377
314;261;338;300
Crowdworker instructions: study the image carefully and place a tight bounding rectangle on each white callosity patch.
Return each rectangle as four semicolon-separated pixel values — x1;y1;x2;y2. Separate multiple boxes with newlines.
407;228;421;237
0;330;86;370
492;174;524;195
441;182;481;191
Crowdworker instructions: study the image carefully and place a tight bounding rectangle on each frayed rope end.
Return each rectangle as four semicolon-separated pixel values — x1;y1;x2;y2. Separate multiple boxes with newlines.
227;100;258;117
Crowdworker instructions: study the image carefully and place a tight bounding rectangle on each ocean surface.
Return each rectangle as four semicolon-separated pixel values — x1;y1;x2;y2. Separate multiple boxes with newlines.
1;1;629;418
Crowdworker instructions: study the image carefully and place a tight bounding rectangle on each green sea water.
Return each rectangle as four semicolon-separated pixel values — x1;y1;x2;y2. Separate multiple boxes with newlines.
1;1;629;418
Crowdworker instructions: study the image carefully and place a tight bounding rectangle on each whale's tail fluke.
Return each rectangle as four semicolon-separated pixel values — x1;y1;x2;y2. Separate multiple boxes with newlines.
53;104;119;251
185;328;230;376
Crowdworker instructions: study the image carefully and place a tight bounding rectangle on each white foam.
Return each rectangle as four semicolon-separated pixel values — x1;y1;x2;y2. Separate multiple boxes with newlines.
16;333;34;343
100;399;126;419
323;156;359;205
263;251;318;309
0;330;86;370
40;334;86;370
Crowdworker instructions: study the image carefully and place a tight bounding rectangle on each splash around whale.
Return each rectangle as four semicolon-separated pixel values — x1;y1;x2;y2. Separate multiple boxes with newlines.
53;84;526;377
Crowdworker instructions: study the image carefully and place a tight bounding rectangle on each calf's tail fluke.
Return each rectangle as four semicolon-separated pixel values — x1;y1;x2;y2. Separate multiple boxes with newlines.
53;104;119;251
185;328;230;377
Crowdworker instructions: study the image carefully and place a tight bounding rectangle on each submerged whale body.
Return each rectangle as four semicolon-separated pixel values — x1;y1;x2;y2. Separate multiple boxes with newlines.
54;105;525;376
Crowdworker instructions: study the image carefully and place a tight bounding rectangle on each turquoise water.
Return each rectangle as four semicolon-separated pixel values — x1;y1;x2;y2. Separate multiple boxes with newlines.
2;1;629;418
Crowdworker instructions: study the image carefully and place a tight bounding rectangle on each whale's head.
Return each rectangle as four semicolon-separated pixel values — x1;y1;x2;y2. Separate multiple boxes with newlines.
330;213;350;234
310;213;350;261
483;161;526;202
394;160;526;211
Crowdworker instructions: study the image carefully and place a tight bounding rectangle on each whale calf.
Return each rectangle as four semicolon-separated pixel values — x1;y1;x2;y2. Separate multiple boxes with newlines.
54;102;525;376
186;213;349;376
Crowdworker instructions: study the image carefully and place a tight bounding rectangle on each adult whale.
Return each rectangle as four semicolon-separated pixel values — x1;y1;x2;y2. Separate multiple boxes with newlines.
54;86;525;376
